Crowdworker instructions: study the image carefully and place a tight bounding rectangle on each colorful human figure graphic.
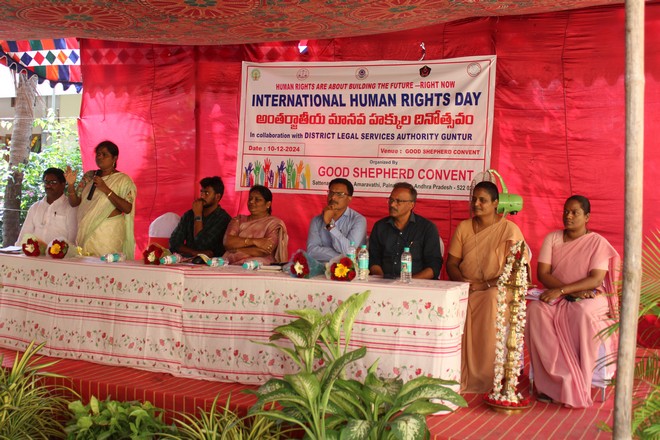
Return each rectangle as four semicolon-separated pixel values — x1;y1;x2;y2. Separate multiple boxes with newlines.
286;159;295;189
244;163;254;187
243;158;310;189
277;161;286;188
254;160;263;185
267;169;274;187
263;158;272;187
295;160;304;189
304;164;311;189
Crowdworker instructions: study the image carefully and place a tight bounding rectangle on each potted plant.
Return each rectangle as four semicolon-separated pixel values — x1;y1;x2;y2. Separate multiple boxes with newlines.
65;395;176;439
248;290;467;440
0;341;74;439
161;393;287;440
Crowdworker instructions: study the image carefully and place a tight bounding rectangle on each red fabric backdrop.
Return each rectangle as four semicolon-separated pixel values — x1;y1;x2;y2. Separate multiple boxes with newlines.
78;3;660;279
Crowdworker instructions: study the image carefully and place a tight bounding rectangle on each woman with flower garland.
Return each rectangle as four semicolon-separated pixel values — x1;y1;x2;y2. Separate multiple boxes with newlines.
222;185;288;265
527;195;619;407
65;141;136;259
446;181;526;394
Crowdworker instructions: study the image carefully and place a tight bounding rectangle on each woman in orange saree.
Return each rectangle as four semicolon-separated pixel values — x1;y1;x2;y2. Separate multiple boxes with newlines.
446;181;526;394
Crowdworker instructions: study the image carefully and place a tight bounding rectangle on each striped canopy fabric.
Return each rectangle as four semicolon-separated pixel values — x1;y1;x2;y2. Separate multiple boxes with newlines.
0;38;81;90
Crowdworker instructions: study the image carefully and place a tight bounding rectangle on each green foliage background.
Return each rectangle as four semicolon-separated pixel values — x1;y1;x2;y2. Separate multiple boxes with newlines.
0;112;83;244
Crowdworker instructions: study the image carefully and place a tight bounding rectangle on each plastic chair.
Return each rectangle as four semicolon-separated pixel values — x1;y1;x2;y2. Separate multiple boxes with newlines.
147;212;181;249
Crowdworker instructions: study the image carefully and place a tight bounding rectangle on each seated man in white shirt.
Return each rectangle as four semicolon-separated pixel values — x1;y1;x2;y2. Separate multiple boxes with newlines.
306;178;367;262
15;167;78;245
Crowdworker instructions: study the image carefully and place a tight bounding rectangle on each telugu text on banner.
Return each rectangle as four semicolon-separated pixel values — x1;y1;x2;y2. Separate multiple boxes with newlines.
237;56;496;200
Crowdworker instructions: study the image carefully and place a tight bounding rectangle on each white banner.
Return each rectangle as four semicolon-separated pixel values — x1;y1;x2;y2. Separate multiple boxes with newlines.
237;56;496;200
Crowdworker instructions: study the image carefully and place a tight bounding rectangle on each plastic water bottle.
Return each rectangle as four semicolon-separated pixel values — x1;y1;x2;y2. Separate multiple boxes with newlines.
101;252;125;262
242;260;262;270
160;253;182;265
357;244;369;281
347;241;356;264
207;257;227;267
400;247;412;284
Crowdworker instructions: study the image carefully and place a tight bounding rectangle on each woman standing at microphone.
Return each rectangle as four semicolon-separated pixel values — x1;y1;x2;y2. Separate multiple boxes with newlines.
65;141;136;258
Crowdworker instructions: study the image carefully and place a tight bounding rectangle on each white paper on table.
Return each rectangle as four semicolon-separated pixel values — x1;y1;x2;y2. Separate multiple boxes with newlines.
259;265;283;272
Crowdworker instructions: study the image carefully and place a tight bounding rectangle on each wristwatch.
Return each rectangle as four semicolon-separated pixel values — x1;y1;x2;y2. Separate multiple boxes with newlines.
194;216;203;222
325;220;335;231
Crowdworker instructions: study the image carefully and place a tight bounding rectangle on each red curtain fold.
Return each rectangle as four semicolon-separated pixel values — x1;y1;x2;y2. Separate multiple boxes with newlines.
79;3;660;278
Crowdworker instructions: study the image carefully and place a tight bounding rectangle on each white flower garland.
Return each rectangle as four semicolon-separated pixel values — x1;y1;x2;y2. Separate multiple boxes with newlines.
489;240;528;404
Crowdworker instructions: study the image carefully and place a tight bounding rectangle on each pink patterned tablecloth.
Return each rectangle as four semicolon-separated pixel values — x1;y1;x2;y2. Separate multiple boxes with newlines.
0;254;468;385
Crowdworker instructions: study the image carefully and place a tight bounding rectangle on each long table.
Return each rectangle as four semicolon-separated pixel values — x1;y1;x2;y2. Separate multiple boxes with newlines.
0;254;468;385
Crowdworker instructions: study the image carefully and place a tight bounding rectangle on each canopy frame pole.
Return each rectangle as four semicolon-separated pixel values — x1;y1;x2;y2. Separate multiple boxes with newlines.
614;0;645;438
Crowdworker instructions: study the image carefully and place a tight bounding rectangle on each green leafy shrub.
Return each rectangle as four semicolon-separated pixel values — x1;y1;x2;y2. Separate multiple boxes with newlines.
0;340;75;439
0;111;82;239
248;290;467;440
162;393;287;440
65;395;176;439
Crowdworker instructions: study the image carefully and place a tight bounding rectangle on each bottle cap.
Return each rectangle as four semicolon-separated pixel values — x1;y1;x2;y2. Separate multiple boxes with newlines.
361;244;367;249
404;247;410;252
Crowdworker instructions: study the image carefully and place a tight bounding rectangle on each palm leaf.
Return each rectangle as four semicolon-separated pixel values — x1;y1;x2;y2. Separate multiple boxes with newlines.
631;385;660;438
640;231;660;316
634;352;660;386
601;231;660;437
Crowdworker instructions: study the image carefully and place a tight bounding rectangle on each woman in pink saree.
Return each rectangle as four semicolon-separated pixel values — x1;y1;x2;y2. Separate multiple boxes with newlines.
446;181;527;394
527;195;620;407
222;185;288;265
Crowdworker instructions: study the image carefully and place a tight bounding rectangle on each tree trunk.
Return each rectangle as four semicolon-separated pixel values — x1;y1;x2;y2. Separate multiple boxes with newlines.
2;74;37;246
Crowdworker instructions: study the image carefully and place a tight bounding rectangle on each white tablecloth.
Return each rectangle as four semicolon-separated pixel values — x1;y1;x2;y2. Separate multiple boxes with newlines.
0;254;468;384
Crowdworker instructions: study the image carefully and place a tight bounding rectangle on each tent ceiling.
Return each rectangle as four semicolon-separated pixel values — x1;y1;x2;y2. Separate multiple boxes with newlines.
0;0;623;46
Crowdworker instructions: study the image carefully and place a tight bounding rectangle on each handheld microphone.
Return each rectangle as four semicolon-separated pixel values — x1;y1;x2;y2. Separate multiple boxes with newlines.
87;169;102;200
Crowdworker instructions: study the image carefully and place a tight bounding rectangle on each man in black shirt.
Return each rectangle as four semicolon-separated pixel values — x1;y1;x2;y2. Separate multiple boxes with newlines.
369;182;442;279
169;176;231;258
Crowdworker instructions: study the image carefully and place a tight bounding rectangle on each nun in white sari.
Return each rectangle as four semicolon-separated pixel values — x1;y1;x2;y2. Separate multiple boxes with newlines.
65;141;136;259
